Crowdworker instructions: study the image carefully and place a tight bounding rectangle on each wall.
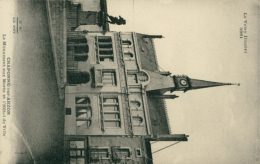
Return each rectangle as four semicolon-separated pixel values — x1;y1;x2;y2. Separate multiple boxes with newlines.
64;136;150;164
64;32;152;137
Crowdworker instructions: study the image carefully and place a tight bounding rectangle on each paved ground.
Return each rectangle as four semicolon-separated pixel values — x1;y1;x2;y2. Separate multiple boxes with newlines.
10;0;65;163
46;0;67;99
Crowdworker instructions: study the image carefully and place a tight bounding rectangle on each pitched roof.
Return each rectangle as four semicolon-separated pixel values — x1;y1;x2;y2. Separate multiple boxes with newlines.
136;33;171;135
136;33;158;71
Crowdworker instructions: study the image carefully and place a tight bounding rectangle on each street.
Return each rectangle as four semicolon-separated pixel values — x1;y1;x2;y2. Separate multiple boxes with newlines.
11;0;64;163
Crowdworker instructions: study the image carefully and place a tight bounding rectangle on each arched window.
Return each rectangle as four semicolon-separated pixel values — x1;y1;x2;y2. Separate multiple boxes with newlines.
67;71;90;84
132;116;143;125
67;38;87;44
130;101;141;109
124;52;134;60
138;72;148;82
74;54;88;61
74;45;89;61
74;45;89;54
98;36;112;42
99;44;112;49
122;40;132;47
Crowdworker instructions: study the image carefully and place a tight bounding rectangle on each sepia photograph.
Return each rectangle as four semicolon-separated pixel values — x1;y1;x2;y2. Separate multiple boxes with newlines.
0;0;259;163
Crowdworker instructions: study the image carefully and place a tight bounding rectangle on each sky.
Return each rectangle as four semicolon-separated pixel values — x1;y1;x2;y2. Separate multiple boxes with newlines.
107;0;259;164
0;0;258;164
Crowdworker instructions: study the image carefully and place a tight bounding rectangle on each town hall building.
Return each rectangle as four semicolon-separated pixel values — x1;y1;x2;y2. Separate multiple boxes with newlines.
62;1;239;163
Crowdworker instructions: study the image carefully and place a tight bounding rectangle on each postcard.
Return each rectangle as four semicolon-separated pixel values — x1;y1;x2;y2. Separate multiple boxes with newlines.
0;0;259;163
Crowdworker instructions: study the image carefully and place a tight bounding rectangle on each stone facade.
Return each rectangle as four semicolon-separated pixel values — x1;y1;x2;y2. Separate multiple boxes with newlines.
64;136;152;164
64;31;158;164
62;1;190;164
64;31;151;136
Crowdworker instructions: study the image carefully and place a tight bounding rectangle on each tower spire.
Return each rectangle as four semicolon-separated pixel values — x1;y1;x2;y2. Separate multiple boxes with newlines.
171;75;240;93
145;70;240;94
188;78;240;90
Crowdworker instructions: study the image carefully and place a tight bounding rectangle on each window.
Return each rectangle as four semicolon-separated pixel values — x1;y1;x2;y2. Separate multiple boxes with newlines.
127;71;149;85
67;37;88;61
76;97;91;128
124;52;134;61
74;45;89;54
102;70;117;86
66;108;72;115
97;36;114;62
76;97;90;105
76;107;91;127
127;74;138;84
74;45;89;61
69;141;85;164
90;147;109;160
132;116;143;126
112;147;131;160
138;72;148;82
94;67;117;88
74;55;88;61
98;36;112;42
135;148;142;158
122;40;132;47
130;101;141;109
67;38;87;44
101;97;121;128
67;71;90;85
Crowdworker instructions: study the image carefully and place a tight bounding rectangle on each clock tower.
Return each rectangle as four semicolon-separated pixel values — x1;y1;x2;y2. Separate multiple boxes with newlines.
172;75;190;92
172;75;240;92
145;71;239;94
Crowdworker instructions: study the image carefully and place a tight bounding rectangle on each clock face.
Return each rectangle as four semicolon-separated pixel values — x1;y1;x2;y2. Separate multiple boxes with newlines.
180;79;187;86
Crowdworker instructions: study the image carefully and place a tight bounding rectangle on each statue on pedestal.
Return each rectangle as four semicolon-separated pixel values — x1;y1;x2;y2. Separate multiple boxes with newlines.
106;14;126;25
